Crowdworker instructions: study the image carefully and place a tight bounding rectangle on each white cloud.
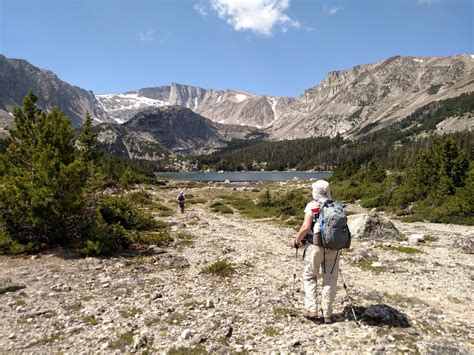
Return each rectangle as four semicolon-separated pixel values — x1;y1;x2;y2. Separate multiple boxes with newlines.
194;2;209;17
138;29;156;42
209;0;300;36
327;6;343;15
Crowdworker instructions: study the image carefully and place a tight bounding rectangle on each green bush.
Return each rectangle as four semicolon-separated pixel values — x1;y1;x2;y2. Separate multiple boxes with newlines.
99;195;158;230
81;222;130;257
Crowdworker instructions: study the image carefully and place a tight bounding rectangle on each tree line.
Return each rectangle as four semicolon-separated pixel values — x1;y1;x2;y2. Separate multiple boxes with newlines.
0;91;167;255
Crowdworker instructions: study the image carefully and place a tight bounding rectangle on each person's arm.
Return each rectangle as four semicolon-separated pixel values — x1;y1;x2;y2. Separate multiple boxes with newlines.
294;214;313;247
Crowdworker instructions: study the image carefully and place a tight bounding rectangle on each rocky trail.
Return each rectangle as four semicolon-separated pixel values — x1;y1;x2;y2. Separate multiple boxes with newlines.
0;183;473;353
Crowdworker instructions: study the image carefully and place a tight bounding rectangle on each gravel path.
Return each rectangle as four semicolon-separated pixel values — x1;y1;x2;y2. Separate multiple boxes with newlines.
0;184;473;353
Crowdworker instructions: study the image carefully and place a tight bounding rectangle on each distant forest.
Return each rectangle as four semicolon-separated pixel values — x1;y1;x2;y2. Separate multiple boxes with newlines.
195;92;474;173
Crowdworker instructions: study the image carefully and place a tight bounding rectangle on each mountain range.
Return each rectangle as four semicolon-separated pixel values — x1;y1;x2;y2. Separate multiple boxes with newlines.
0;53;472;157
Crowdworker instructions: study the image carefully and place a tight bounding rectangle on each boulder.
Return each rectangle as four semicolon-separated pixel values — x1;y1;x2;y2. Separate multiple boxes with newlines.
452;236;474;254
347;214;402;241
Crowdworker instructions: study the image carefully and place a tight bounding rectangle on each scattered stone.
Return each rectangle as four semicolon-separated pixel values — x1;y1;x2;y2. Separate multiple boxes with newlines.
289;338;301;347
452;236;474;254
371;261;383;268
142;245;166;256
206;299;215;308
31;255;41;260
408;234;425;245
346;249;378;263
155;253;190;269
133;333;151;350
0;278;26;295
181;329;192;339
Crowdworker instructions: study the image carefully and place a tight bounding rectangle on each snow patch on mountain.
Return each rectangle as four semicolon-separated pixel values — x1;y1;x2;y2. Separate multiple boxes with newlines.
96;93;169;123
267;97;279;122
235;94;247;103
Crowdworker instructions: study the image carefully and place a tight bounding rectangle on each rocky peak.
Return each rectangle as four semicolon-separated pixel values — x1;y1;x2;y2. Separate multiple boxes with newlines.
0;55;108;129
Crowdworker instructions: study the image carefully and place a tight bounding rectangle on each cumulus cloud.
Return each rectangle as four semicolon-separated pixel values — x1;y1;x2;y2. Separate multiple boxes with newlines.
327;6;343;15
209;0;300;36
138;28;156;42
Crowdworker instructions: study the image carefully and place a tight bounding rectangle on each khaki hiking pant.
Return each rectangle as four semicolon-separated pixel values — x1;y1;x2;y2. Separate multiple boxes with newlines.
303;244;340;318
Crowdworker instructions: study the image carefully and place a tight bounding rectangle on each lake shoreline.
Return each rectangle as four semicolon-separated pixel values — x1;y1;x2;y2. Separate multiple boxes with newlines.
155;171;332;182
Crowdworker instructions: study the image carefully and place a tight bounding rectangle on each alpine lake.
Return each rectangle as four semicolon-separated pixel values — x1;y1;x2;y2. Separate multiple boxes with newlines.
155;171;332;182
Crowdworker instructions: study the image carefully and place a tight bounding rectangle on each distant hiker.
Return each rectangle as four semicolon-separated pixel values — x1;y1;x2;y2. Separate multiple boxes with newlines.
177;190;186;214
293;180;351;323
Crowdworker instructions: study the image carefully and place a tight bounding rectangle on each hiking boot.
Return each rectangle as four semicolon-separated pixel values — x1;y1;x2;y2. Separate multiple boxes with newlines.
302;309;318;319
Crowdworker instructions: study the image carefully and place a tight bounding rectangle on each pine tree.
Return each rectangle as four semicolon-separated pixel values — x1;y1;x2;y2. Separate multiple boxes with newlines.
0;91;89;247
77;112;100;164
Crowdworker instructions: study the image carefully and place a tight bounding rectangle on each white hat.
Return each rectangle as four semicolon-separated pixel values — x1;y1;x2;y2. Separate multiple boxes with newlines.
312;180;331;200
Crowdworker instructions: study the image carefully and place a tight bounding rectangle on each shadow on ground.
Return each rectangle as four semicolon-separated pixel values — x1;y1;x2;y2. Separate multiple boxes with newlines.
340;303;410;327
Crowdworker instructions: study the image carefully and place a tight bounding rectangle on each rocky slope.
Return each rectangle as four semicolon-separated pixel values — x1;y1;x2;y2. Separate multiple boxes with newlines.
0;181;472;353
97;83;295;128
0;55;108;130
270;54;474;140
96;106;265;157
1;54;472;145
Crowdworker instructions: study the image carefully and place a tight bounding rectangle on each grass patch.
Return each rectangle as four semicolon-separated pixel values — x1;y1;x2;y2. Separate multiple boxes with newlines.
167;345;208;355
29;332;65;346
82;315;98;326
397;257;424;264
15;299;26;306
425;235;439;242
176;232;195;247
188;198;208;204
210;201;234;214
273;307;292;320
165;312;187;325
109;330;134;350
263;326;280;336
145;316;162;326
120;307;143;318
392;246;424;254
356;259;388;273
201;259;235;277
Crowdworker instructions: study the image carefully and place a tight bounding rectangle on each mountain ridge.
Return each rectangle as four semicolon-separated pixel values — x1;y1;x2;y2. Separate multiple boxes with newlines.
0;53;472;147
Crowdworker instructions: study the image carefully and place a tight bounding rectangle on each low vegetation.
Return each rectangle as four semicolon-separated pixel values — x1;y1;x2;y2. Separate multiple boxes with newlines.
201;259;235;277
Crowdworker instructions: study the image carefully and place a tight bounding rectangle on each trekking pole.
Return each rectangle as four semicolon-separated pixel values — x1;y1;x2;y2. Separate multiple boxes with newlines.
338;269;360;325
292;247;298;302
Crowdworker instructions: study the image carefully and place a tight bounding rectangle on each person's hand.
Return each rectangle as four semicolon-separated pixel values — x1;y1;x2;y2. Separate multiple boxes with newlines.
293;240;300;249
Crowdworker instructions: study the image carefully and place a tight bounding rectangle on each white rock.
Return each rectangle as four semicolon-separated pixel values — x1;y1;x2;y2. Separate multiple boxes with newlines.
408;233;425;245
181;329;192;339
206;299;214;308
371;261;383;267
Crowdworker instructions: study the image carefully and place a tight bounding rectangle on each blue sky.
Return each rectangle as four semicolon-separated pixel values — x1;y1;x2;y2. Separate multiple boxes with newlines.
0;0;472;97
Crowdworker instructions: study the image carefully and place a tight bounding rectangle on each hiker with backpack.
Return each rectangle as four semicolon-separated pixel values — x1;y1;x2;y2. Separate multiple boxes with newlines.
177;190;186;214
293;180;351;323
